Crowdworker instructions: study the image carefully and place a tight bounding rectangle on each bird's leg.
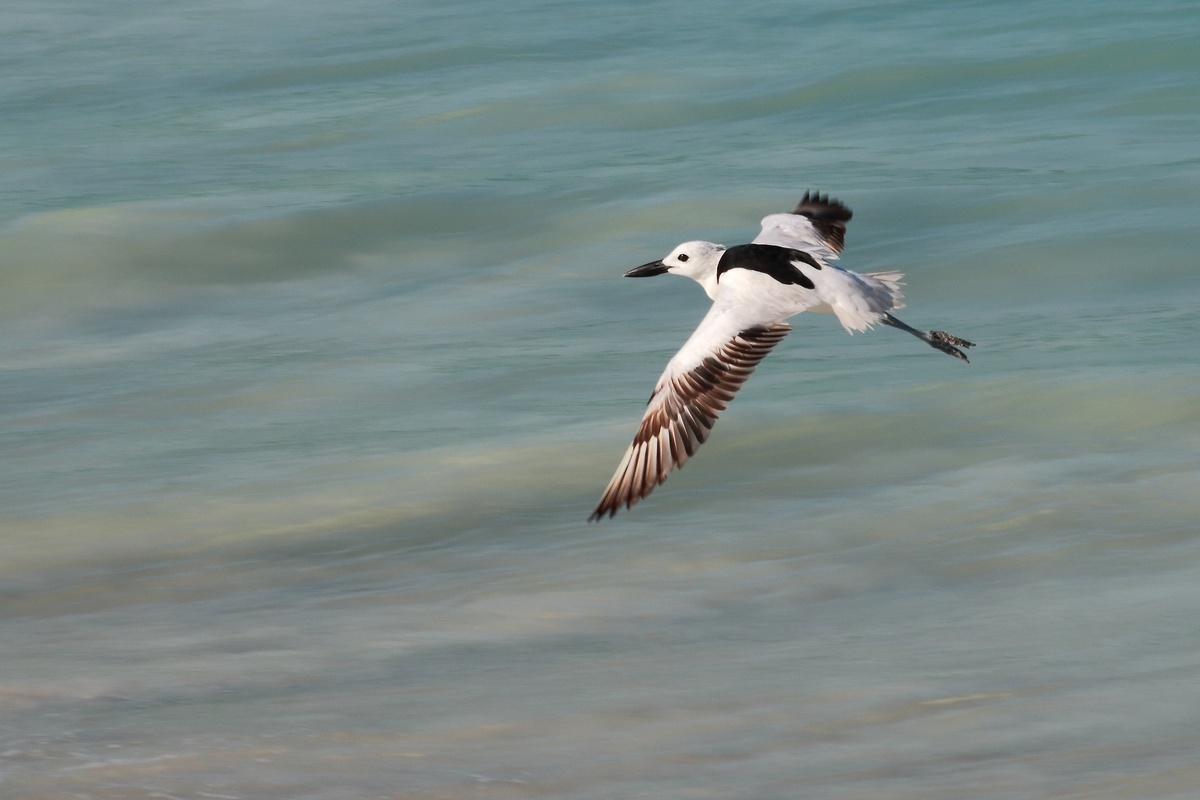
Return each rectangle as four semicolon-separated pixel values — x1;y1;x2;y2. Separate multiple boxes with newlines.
881;313;975;362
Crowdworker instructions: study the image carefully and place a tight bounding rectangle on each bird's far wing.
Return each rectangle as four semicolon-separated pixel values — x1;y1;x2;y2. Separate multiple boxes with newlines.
589;300;791;521
752;191;853;260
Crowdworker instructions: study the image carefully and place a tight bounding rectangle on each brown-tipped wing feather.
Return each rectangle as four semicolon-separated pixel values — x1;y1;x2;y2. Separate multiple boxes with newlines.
589;322;791;521
790;190;852;255
752;191;853;259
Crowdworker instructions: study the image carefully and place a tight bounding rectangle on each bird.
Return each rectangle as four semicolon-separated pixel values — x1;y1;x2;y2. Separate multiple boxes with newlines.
588;191;974;521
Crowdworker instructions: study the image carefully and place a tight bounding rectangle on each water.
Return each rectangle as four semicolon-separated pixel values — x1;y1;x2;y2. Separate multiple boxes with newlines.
3;1;1200;797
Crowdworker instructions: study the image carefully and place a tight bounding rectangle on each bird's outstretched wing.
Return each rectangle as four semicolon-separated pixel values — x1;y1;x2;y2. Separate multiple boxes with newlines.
589;301;791;521
752;191;852;260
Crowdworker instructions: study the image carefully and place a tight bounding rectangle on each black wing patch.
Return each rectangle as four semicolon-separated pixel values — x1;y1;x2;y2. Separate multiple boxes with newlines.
717;243;821;289
791;191;852;254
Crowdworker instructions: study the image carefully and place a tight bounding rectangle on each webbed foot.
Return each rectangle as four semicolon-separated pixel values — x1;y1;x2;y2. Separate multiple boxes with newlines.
925;330;975;362
881;314;976;363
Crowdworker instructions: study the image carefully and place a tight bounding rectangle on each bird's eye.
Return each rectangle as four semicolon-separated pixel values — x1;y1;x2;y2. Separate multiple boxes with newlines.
677;254;689;262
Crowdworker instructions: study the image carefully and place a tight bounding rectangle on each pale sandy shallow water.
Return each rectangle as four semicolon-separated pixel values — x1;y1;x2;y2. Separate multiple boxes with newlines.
3;1;1200;797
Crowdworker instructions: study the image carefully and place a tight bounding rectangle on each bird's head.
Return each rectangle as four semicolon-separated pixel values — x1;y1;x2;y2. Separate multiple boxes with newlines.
625;240;725;298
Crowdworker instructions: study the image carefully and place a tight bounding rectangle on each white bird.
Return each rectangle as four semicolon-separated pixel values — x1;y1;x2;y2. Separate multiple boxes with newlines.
589;191;973;521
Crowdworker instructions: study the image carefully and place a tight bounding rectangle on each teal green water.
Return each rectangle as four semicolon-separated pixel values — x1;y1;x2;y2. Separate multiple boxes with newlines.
3;1;1200;797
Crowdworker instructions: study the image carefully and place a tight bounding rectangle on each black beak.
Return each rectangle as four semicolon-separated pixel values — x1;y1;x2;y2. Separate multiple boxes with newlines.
624;259;668;278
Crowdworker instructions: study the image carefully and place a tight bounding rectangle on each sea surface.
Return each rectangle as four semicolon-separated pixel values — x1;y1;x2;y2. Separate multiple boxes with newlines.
3;1;1199;798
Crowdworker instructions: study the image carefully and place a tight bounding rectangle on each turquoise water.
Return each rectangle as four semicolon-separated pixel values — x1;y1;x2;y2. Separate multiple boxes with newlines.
3;1;1200;797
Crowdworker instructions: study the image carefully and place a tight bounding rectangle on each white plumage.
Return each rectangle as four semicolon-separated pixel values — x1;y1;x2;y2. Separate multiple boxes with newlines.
589;192;974;521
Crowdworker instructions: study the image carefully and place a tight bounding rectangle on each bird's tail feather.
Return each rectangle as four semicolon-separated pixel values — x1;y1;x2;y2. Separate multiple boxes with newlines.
831;270;905;333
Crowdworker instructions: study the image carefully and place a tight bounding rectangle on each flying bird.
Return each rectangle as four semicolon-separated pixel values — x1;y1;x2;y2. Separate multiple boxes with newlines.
589;191;974;521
